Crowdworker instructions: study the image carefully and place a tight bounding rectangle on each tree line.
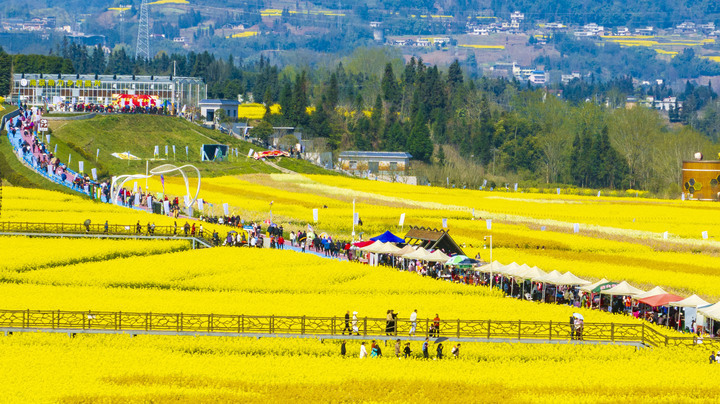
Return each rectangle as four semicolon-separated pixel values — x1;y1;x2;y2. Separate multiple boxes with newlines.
1;44;715;194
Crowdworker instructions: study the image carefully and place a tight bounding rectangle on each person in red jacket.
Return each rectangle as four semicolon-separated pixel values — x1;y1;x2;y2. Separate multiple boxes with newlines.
278;235;285;249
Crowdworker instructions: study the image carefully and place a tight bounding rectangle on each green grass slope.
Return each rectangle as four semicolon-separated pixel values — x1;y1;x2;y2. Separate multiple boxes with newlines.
49;115;278;177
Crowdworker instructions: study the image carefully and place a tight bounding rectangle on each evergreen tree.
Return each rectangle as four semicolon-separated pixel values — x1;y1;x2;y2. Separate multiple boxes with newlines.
407;109;433;162
381;62;400;106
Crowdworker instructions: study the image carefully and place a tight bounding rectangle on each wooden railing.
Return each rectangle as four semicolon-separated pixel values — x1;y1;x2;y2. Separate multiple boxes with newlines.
0;221;215;247
0;309;716;348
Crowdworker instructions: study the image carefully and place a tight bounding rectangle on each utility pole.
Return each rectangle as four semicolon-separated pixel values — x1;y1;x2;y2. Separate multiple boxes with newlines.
135;0;150;60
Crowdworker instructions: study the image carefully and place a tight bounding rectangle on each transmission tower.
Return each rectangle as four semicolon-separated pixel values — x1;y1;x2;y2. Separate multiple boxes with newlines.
135;0;150;60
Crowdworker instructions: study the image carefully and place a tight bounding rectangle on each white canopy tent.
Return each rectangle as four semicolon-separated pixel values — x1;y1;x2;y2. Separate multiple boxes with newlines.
402;247;432;261
516;266;547;281
475;261;505;288
600;281;645;297
699;302;720;322
535;270;563;284
375;242;401;254
555;271;592;286
392;244;415;257
634;286;667;301
670;294;710;308
670;294;711;332
425;250;451;263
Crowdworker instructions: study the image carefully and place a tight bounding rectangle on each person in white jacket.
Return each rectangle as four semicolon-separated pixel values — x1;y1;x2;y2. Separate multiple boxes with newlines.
352;311;359;335
409;309;418;336
359;342;367;358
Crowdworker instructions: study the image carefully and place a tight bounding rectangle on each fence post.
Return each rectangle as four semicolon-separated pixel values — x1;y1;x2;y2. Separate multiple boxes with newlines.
487;320;491;339
456;319;460;338
641;324;645;345
549;320;552;340
23;309;28;328
177;314;181;332
147;312;152;331
271;315;275;334
665;335;669;346
518;319;521;340
363;317;367;336
118;311;122;330
208;314;213;333
426;318;430;337
331;316;335;335
301;316;306;335
611;323;614;342
237;315;241;334
51;310;56;330
241;315;244;333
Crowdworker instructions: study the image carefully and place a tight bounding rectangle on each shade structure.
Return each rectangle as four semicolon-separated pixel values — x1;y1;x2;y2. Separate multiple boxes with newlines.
426;249;451;262
476;261;505;273
634;286;667;300
555;271;591;286
580;278;617;293
502;262;523;277
375;242;401;254
670;294;711;308
392;244;415;257
535;270;563;284
600;281;645;296
446;255;470;266
516;266;547;281
352;240;375;248
370;230;405;244
402;247;432;260
638;293;684;307
359;241;382;252
699;302;720;322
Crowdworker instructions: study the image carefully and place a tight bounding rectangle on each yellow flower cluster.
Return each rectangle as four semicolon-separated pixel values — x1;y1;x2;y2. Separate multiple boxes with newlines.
0;333;717;402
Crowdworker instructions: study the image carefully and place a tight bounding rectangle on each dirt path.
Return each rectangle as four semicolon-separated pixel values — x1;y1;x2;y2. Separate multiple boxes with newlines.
262;159;295;174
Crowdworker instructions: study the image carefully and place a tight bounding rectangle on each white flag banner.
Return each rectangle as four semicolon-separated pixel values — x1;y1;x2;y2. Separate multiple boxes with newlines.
47;166;52;176
133;182;138;193
198;199;204;211
514;183;518;191
681;193;686;201
353;212;359;225
556;188;561;195
313;208;319;223
472;208;475;218
46;135;50;143
663;231;668;240
172;145;176;155
399;213;406;226
486;219;492;230
165;145;168;155
163;200;171;215
53;144;57;154
248;148;254;157
154;145;159;156
147;196;153;209
442;218;448;228
78;161;84;173
91;168;97;180
223;203;229;216
185;145;189;158
96;148;100;160
482;179;487;187
573;223;580;233
597;191;601;197
134;192;140;206
68;154;71;165
702;231;709;240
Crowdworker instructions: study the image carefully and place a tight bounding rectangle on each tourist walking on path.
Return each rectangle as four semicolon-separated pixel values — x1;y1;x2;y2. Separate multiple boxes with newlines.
436;343;444;360
403;343;412;358
394;339;401;358
422;338;429;359
352;311;359;335
409;309;418;336
359;342;367;358
343;311;351;335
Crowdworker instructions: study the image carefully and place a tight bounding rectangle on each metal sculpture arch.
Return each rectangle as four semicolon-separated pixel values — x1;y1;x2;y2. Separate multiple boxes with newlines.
110;164;201;209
